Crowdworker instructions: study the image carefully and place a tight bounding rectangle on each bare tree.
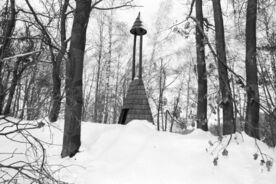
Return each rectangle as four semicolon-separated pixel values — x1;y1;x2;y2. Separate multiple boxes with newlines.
93;12;105;122
245;0;259;138
49;0;70;122
0;0;16;114
195;0;208;131
212;0;235;135
23;0;70;122
103;1;115;124
3;39;35;115
61;0;92;158
156;59;167;131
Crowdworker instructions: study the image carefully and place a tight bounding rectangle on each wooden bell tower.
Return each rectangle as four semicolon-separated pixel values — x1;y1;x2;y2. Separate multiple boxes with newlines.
118;13;153;125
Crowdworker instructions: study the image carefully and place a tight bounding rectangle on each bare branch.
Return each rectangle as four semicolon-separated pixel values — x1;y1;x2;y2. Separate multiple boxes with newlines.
92;0;137;11
24;0;58;57
0;117;64;183
2;50;41;61
91;0;104;10
188;16;245;84
188;0;195;17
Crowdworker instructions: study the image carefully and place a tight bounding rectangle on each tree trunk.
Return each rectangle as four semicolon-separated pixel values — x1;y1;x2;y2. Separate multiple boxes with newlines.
94;56;101;122
3;59;20;115
0;0;16;114
169;119;175;132
195;0;208;131
270;51;276;89
212;0;235;135
157;69;162;131
186;62;191;120
20;78;30;119
82;71;94;121
61;0;91;158
27;76;36;120
245;0;259;139
231;73;238;132
103;9;113;124
112;56;120;124
48;0;69;122
170;87;181;132
4;49;31;115
13;83;21;117
49;60;62;121
93;17;104;122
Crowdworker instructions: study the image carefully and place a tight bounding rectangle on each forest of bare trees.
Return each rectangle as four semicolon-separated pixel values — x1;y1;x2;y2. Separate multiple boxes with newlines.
0;0;276;182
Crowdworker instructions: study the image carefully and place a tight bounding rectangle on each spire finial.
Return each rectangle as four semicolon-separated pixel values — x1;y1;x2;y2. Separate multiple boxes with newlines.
130;12;147;35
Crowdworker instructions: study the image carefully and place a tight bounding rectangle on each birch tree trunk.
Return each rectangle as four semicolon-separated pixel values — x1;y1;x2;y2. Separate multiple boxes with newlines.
103;8;114;124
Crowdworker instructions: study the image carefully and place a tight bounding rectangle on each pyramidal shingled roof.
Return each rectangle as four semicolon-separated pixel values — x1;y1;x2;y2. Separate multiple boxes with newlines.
118;79;153;124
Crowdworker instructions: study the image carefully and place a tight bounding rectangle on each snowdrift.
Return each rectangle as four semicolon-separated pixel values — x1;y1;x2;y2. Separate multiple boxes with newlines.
1;118;275;184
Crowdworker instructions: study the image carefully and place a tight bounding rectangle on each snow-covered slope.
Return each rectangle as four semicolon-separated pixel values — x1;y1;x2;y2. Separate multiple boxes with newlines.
1;119;275;184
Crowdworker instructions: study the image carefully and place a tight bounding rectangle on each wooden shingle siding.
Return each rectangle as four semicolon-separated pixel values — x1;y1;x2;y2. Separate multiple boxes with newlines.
118;79;153;124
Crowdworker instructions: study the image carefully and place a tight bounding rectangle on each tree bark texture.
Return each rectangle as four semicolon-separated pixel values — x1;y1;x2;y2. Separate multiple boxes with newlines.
195;0;208;131
212;0;235;135
61;0;91;158
0;0;16;114
245;0;259;139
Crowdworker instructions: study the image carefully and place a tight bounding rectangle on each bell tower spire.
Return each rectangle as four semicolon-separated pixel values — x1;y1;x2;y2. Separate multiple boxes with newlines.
118;13;153;125
130;12;147;80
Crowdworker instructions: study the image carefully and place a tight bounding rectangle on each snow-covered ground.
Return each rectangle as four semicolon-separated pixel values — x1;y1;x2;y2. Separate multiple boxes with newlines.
1;118;275;184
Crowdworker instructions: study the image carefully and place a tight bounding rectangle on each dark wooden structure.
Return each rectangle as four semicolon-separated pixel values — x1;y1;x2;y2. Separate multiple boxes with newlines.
118;13;153;125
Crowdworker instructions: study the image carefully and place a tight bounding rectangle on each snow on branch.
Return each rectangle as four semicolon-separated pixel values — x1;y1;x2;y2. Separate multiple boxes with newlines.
1;50;41;61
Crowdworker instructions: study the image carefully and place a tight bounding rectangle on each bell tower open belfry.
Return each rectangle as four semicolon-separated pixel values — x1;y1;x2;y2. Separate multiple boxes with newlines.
118;13;153;125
